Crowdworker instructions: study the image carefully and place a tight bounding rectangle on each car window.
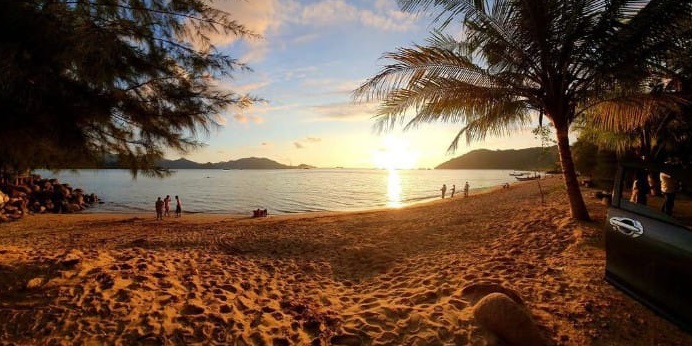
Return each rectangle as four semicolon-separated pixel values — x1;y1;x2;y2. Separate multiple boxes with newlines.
618;166;692;230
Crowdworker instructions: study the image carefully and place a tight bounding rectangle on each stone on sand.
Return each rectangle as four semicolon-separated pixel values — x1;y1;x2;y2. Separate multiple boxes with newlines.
461;282;524;305
472;292;543;346
25;277;44;289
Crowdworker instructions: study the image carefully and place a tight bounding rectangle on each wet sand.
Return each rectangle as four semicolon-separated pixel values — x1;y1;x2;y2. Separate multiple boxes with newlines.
0;177;690;345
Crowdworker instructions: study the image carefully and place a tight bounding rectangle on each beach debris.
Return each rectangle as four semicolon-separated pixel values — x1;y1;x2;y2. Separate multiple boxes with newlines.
472;292;544;346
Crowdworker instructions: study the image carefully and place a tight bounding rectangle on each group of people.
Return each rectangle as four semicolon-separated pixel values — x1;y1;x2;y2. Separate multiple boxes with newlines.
155;195;182;220
253;209;268;218
630;170;678;216
441;182;470;199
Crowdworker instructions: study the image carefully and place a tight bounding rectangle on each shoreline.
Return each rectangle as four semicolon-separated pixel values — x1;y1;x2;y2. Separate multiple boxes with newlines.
1;177;689;345
21;168;522;217
70;180;517;219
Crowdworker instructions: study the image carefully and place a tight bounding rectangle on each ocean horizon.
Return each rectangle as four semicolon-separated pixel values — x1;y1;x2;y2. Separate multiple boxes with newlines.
36;168;528;215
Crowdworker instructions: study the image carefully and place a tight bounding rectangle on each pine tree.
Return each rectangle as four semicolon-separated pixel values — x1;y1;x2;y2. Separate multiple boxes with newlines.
0;0;259;176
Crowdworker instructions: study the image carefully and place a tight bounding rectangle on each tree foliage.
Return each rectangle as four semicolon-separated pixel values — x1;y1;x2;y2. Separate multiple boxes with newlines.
0;0;259;176
354;0;692;220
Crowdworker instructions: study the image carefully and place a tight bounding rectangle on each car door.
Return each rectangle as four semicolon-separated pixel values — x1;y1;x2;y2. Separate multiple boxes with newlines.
605;164;692;332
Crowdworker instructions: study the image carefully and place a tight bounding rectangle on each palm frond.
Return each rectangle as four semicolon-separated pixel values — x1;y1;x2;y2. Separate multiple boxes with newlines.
353;45;491;103
583;93;687;131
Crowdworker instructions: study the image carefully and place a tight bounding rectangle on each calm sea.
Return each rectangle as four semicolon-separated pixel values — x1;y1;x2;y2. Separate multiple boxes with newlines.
35;169;522;215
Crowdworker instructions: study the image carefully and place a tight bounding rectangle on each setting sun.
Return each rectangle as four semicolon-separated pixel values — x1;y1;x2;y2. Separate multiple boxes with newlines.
372;136;419;170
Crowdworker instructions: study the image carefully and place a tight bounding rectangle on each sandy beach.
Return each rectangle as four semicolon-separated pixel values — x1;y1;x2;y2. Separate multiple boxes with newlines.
1;177;690;345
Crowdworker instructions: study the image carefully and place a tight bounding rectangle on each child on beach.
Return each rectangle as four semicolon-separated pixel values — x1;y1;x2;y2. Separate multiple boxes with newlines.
155;197;164;220
175;195;182;217
464;182;470;197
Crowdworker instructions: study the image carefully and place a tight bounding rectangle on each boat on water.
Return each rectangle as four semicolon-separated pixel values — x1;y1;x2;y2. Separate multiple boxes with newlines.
515;174;541;181
509;171;528;176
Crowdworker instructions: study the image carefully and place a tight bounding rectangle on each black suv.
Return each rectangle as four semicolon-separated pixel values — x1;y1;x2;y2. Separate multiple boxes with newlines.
606;163;692;332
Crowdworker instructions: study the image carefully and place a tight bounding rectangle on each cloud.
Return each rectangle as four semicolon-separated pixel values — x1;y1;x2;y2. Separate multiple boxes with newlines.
302;78;365;95
251;115;266;124
300;0;359;25
292;33;320;45
233;114;265;125
233;114;249;124
292;137;323;149
203;0;419;65
292;0;418;32
210;0;280;45
309;101;379;122
207;0;282;63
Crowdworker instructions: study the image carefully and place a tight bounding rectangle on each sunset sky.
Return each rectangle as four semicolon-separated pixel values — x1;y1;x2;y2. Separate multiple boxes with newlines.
177;0;546;169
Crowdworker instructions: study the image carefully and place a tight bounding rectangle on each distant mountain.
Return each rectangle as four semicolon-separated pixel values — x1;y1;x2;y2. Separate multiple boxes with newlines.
159;158;203;169
156;157;315;170
436;146;560;170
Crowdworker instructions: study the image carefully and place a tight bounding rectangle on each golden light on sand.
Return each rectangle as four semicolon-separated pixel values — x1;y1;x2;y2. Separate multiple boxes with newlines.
372;135;418;170
2;178;690;344
386;169;402;208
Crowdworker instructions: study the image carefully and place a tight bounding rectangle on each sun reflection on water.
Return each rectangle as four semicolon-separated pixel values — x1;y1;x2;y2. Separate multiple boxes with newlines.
387;169;402;208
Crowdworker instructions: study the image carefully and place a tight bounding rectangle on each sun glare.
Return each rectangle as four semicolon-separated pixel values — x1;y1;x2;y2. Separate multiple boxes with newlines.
387;169;402;208
372;136;418;170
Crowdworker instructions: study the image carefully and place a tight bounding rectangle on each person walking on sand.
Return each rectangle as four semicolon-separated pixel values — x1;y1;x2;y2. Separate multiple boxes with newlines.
450;184;456;198
464;181;470;197
441;184;447;199
155;197;164;220
175;195;182;217
163;195;171;217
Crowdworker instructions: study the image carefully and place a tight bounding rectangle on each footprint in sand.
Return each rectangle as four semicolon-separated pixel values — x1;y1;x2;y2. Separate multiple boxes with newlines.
181;304;205;315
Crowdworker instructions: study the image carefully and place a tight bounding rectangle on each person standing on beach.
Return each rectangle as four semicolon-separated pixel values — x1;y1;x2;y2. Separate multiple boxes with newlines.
163;195;171;217
450;184;456;198
464;181;470;197
155;197;164;220
441;184;447;199
175;195;182;217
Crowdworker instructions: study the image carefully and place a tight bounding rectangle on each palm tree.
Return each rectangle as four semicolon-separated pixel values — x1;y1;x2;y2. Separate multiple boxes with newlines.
354;0;691;220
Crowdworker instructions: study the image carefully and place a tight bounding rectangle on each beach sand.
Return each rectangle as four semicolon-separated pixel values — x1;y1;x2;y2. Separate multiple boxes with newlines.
1;177;690;345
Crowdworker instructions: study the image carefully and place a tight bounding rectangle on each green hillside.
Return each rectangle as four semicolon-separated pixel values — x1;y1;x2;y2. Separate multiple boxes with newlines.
436;146;560;170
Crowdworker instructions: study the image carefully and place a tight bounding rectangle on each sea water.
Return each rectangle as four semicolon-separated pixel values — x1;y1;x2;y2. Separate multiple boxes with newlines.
35;169;522;215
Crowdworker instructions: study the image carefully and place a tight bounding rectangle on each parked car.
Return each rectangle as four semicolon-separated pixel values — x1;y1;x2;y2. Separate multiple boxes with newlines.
605;163;692;332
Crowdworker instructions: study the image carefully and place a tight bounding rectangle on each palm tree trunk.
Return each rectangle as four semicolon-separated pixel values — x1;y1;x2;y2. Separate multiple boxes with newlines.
555;126;591;221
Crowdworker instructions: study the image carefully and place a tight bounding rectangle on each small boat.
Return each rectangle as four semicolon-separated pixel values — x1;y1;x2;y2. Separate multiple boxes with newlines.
509;171;527;176
515;174;541;181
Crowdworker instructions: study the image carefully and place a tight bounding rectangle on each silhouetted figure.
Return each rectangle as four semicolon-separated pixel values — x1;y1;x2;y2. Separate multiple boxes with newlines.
441;184;447;199
450;185;456;197
155;197;164;220
464;181;470;197
175;195;182;217
164;195;171;217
